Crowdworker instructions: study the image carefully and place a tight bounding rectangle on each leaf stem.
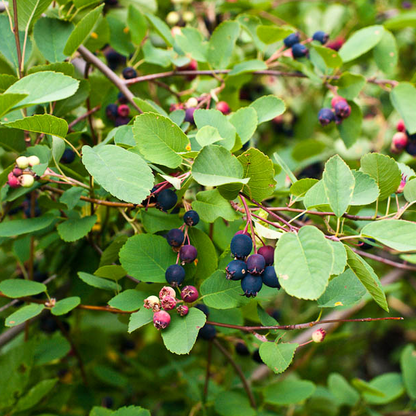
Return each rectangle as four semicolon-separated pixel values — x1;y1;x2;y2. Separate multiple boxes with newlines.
239;194;257;253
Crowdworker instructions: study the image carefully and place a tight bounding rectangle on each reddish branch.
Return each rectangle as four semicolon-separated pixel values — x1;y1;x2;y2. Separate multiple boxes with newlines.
68;106;101;131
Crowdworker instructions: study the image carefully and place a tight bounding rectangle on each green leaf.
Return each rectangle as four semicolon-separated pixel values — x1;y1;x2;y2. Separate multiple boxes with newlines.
290;178;319;197
345;246;389;311
145;13;174;46
5;303;45;327
229;59;267;76
194;109;236;150
63;4;105;56
57;215;97;242
4;114;68;139
339;25;385;62
195;126;224;148
12;0;52;28
192;189;241;223
127;5;147;46
374;30;397;74
5;71;80;109
317;269;366;308
60;187;85;210
329;240;347;276
133;98;167;116
188;228;218;280
337;101;362;148
82;145;153;204
214;391;256;416
273;152;297;184
249;95;286;124
133;113;189;168
384;11;416;29
237;14;265;52
362;373;404;405
119;234;176;283
0;279;46;298
259;342;298;374
107;15;134;57
322;155;355;217
51;297;80;316
256;25;293;44
14;378;57;412
312;44;343;68
34;18;74;62
229;107;258;145
175;27;208;62
328;373;360;407
128;307;153;333
336;73;366;100
351;171;380;205
207;21;240;69
113;406;151;416
390;82;416;135
0;215;55;237
0;93;27;117
362;219;416;252
108;290;146;312
200;270;250;309
264;379;316;405
274;226;333;300
141;209;183;233
78;272;121;291
238;148;276;201
34;333;71;365
360;153;401;200
352;378;385;396
192;145;249;187
94;265;126;281
0;74;18;93
404;178;416;202
161;308;206;355
401;344;416;400
90;407;113;416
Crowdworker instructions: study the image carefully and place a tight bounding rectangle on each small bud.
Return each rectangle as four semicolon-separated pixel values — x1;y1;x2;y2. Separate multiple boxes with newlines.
161;295;177;311
27;155;40;166
7;172;20;188
183;10;194;23
181;285;199;303
312;328;326;343
177;304;189;317
187;97;198;108
144;295;160;311
16;156;29;169
153;310;171;330
159;286;176;299
20;174;35;188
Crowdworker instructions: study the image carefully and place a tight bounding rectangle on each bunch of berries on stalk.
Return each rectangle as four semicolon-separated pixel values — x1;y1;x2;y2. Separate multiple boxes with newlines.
390;119;416;156
283;30;329;60
165;209;200;287
318;96;351;127
144;285;200;330
226;232;280;298
7;155;40;189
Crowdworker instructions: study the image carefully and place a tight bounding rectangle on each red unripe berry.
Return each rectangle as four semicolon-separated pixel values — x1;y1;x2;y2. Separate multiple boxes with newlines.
153;310;171;330
12;168;23;177
216;101;231;115
161;295;177;311
7;172;20;188
392;132;408;151
258;245;275;266
331;96;347;108
181;285;199;303
177;304;189;317
117;104;130;117
397;119;406;132
327;37;344;51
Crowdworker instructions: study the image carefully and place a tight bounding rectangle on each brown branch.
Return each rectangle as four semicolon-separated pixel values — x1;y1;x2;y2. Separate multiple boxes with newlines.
68;106;101;131
353;248;416;271
212;339;257;409
11;0;22;78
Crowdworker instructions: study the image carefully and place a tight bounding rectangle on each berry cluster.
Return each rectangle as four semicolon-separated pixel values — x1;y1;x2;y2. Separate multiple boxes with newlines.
145;285;200;330
390;119;416;156
283;30;329;59
7;155;40;189
318;96;351;127
226;234;280;298
165;210;200;286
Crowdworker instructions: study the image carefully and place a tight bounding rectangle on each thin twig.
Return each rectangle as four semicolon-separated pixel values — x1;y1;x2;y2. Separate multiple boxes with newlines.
11;0;22;78
353;248;416;271
239;194;258;254
68;105;101;131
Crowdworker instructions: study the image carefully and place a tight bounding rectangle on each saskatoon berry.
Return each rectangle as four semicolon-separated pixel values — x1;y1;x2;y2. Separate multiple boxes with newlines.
117;104;130;117
235;342;250;356
283;32;300;47
195;303;210;317
312;328;326;343
334;114;343;125
153;310;171;330
7;172;20;188
102;396;114;409
105;49;126;70
183;210;199;226
181;285;199;303
144;295;160;310
157;189;178;211
225;259;247;280
246;254;266;275
180;245;198;263
106;103;118;120
312;31;329;44
170;103;184;112
165;264;186;286
331;96;347;108
258;245;274;266
199;324;216;340
360;238;376;250
179;59;198;80
391;132;408;152
118;92;128;104
405;141;416;156
21;174;34;188
216;101;231;115
241;273;262;298
262;266;281;289
177;304;189;317
292;43;308;58
159;286;176;299
16;156;29;169
120;338;135;353
327;37;344;51
334;100;351;119
161;296;177;311
252;349;263;364
184;107;196;124
318;108;335;126
115;116;130;127
167;228;185;247
28;156;40;166
122;67;137;79
234;230;250;236
166;11;180;26
12;168;23;177
397;119;405;132
230;234;252;259
60;148;76;164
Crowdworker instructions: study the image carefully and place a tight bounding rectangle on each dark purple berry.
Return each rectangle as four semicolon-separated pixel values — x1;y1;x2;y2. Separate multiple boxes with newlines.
60;148;75;164
262;266;281;289
334;101;351;119
181;285;199;303
246;254;265;275
241;273;262;298
118;92;128;104
199;324;216;340
167;228;184;247
153;310;171;329
312;31;329;44
284;32;300;47
180;245;198;263
184;107;196;124
177;304;189;316
115;116;130;127
258;245;274;266
156;189;178;211
230;234;252;259
252;349;262;363
360;238;376;250
407;141;416;156
195;303;209;317
120;338;135;353
106;103;118;120
292;43;308;58
122;66;137;79
102;396;114;408
165;264;185;286
226;260;247;280
183;210;199;226
105;49;126;70
235;342;250;356
318;108;335;126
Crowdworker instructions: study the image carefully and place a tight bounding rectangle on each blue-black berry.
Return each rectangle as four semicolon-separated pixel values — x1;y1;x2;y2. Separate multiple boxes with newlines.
407;141;416;156
165;264;186;286
122;67;137;79
360;238;376;251
246;254;266;275
184;107;196;124
226;259;247;280
167;228;184;247
334;101;351;119
230;234;252;259
241;273;262;298
292;43;309;58
199;324;216;340
235;342;250;356
318;108;335;126
118;92;128;104
179;245;198;263
157;189;178;211
183;210;199;226
312;31;329;44
262;266;281;289
60;148;75;164
284;32;300;47
195;303;210;317
106;104;118;121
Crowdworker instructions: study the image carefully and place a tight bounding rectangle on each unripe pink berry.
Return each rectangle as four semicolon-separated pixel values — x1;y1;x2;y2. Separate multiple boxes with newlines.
392;132;408;152
177;304;189;317
181;285;199;303
161;295;177;311
397;119;406;132
7;172;20;188
144;295;160;311
159;286;176;299
216;101;231;115
331;96;347;108
12;168;23;177
312;328;326;343
153;310;171;329
397;175;407;194
117;104;130;117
